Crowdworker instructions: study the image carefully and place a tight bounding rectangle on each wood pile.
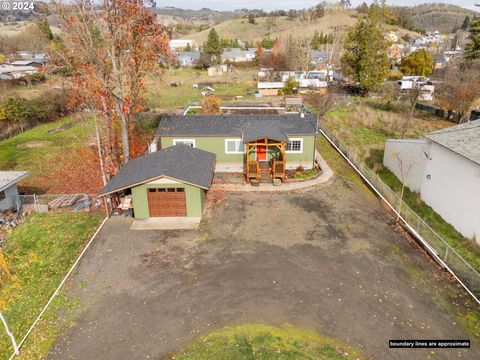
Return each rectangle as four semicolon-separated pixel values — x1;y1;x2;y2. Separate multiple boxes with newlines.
48;194;81;209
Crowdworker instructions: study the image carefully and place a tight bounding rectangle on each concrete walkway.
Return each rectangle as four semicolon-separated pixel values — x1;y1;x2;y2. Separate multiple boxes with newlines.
211;152;334;192
131;217;201;230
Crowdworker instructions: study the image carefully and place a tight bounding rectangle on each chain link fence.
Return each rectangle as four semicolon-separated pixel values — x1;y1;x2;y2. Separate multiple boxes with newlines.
13;194;102;213
318;122;480;302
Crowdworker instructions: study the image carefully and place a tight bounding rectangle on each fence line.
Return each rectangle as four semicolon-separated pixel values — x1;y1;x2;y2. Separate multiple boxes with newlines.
13;194;102;213
318;122;480;304
7;217;109;360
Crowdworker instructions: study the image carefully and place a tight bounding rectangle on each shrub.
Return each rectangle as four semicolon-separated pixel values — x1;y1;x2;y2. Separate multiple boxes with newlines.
0;91;69;132
283;77;299;95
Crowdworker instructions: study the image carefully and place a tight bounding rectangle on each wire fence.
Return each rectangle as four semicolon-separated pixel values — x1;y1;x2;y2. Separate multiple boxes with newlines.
13;194;103;213
318;122;480;302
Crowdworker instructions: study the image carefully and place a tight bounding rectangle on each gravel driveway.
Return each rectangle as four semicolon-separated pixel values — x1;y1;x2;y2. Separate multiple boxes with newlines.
48;179;479;360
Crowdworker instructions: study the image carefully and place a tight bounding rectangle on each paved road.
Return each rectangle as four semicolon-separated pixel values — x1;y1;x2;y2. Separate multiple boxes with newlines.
48;179;479;359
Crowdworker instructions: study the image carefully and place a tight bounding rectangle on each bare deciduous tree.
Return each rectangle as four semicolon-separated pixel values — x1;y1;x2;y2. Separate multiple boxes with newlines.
436;63;480;123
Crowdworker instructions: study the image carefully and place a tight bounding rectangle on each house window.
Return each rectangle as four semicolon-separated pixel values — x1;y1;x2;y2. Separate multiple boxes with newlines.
225;139;245;154
286;138;303;153
0;191;5;201
173;139;196;147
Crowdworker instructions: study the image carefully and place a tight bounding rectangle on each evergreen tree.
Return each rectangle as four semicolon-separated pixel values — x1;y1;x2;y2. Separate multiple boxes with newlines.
203;28;223;64
184;43;192;52
340;1;390;94
465;16;480;62
461;16;471;30
37;19;54;41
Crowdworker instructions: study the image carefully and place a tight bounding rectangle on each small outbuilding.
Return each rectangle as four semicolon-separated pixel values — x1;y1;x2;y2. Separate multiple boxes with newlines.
99;145;216;224
0;171;29;211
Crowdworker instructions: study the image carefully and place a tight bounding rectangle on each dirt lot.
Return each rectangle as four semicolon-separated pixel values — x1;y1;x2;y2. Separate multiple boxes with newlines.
48;179;479;360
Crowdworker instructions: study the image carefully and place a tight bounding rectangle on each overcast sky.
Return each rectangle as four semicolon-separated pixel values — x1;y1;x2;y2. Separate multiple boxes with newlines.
159;0;478;11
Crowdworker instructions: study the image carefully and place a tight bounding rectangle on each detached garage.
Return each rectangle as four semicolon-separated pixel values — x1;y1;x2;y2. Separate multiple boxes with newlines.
99;145;216;227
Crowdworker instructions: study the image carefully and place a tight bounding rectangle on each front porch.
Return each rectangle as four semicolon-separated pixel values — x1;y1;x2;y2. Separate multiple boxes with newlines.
245;138;286;183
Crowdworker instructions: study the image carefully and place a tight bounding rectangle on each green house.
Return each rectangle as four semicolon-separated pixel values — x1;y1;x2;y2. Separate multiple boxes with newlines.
99;145;215;220
154;114;318;181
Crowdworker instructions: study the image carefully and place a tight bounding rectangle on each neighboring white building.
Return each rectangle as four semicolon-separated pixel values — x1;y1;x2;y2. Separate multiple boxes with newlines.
177;51;200;67
169;39;194;49
0;64;38;79
384;121;480;242
0;171;29;210
383;139;430;192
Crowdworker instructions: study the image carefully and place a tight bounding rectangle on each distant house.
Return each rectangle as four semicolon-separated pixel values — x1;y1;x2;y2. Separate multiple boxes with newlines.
221;48;256;63
10;59;45;68
0;171;29;211
16;51;48;61
388;44;404;61
385;31;399;43
177;51;200;67
207;64;231;76
309;50;328;67
258;82;283;96
169;39;194;50
434;53;447;69
383;120;480;242
0;64;37;79
257;79;327;96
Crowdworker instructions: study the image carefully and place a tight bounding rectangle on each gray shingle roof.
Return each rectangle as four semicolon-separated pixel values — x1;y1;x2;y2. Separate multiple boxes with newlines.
243;124;289;143
0;171;29;192
423;120;480;165
155;114;317;141
99;145;216;196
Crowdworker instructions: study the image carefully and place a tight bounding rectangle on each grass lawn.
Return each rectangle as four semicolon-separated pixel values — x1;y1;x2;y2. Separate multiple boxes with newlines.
321;99;480;271
143;68;257;109
323;99;451;157
0;116;102;194
316;136;373;198
171;324;363;360
0;211;103;359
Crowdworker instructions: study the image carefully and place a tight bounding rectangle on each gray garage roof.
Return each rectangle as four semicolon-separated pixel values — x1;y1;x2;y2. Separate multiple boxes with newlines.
0;171;29;192
99;145;216;196
423;120;480;166
155;114;317;141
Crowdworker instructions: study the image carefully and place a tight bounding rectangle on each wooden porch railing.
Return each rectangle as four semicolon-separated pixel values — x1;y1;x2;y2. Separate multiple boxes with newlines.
272;160;286;180
246;161;260;180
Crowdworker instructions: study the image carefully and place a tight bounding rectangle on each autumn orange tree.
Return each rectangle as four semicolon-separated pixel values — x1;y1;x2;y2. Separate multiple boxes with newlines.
201;95;221;115
53;0;170;171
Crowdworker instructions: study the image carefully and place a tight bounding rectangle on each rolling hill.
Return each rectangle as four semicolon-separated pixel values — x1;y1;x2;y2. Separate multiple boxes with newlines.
396;3;480;33
181;12;419;46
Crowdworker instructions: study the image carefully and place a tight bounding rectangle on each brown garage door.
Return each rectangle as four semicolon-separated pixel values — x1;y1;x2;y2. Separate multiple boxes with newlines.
147;188;187;217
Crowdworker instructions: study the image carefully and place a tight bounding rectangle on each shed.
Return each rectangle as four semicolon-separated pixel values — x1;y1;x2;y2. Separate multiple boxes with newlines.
99;145;216;221
0;171;29;210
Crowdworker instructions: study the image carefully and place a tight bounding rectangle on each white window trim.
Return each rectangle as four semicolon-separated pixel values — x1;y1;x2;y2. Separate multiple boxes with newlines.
286;138;303;153
224;138;245;154
173;139;196;147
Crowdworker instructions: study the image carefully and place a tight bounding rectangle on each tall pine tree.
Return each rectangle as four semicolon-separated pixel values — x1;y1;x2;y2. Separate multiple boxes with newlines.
203;28;223;64
340;1;390;94
465;16;480;62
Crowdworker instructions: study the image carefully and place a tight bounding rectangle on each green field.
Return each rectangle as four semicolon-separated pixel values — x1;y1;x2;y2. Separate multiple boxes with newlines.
0;211;104;359
172;324;363;360
144;68;257;109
